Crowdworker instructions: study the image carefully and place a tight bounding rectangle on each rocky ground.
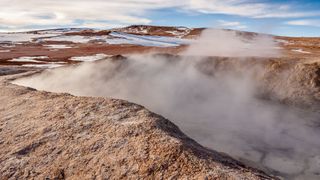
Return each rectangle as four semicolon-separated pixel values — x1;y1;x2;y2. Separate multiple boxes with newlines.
1;25;320;179
1;25;319;67
0;69;275;179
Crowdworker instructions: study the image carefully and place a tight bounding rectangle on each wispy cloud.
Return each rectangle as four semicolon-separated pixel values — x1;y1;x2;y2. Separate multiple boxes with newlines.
0;0;157;30
286;19;320;27
185;1;320;18
216;20;247;29
0;0;319;31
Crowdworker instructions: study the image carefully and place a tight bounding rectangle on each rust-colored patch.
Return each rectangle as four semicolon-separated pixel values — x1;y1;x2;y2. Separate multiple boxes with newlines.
0;43;187;66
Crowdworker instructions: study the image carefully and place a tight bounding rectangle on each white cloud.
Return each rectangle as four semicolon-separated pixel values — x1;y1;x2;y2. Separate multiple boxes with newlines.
0;0;159;30
0;0;318;31
71;22;125;29
184;0;320;18
217;20;247;29
255;12;320;19
286;19;320;27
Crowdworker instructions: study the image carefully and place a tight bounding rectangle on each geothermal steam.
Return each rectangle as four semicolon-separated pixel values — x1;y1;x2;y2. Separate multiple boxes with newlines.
14;29;320;179
184;29;280;57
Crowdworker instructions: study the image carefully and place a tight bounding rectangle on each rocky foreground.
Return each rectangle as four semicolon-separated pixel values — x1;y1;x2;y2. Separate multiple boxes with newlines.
0;68;275;179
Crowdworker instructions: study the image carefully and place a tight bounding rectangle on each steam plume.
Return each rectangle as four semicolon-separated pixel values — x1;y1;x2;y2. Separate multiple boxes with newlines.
13;29;320;179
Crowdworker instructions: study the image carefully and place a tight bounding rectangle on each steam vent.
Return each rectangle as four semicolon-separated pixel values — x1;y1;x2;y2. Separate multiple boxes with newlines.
1;1;320;179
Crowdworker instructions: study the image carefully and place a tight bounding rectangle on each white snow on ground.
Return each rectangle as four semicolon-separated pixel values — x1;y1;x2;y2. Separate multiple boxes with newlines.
107;32;192;47
41;32;191;47
42;32;191;47
44;44;72;49
69;54;110;62
0;44;15;48
0;29;88;43
275;39;288;43
120;27;149;34
275;39;294;45
165;31;186;38
1;29;191;47
8;56;49;63
0;50;11;53
42;35;98;43
292;49;311;54
165;28;192;38
22;63;65;69
177;27;189;31
42;35;108;44
0;33;58;43
36;28;87;35
126;28;148;34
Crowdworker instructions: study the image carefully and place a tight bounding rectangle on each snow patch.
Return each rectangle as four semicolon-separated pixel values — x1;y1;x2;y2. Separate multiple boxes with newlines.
292;49;311;54
9;56;49;63
122;27;149;34
22;63;65;69
0;33;58;43
0;44;15;48
2;30;192;47
165;31;187;38
177;27;189;30
44;44;72;49
42;35;109;43
275;39;294;45
69;54;110;62
165;28;191;38
36;28;87;35
0;50;11;53
108;32;191;47
40;31;192;47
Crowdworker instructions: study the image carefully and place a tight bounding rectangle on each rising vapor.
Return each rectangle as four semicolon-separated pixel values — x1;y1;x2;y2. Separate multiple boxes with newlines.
13;29;320;179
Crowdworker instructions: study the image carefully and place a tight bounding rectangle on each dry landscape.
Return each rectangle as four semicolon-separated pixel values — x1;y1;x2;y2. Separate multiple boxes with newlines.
1;25;320;180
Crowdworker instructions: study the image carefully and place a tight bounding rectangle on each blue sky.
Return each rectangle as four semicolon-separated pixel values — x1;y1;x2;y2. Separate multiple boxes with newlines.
0;0;319;36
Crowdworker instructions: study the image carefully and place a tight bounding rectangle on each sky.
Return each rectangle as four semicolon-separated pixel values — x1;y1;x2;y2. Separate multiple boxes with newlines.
0;0;320;36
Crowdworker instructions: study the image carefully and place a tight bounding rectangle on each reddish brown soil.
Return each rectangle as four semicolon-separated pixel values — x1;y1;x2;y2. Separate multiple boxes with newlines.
0;43;186;66
1;26;319;67
275;36;320;58
64;30;111;36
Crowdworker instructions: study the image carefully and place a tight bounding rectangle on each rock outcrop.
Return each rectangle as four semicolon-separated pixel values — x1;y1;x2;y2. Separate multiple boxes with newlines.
0;70;275;179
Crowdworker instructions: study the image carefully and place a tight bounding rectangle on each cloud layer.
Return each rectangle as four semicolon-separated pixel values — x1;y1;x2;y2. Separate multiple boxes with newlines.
286;19;320;27
0;0;319;31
